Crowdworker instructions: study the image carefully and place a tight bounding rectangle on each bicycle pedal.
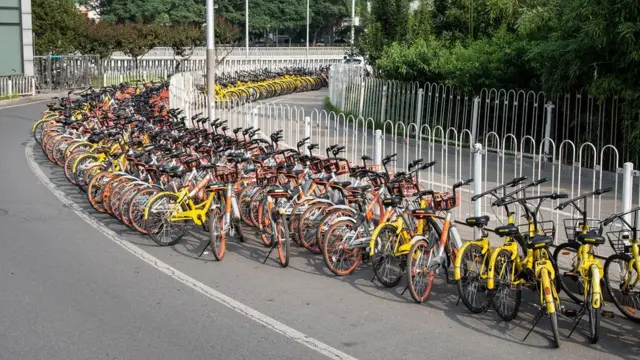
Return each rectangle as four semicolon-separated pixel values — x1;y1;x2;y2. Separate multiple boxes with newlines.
563;308;578;318
562;271;579;281
601;310;615;319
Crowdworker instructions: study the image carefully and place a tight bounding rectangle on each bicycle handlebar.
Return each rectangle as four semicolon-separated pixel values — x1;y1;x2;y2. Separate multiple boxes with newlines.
555;187;612;210
495;192;567;207
471;176;526;202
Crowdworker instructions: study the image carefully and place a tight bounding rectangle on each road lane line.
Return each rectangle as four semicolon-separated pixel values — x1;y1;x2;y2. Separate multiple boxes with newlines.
0;99;51;110
25;139;358;360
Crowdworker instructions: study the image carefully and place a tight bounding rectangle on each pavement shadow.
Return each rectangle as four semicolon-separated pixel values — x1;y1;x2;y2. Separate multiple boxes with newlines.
33;147;640;357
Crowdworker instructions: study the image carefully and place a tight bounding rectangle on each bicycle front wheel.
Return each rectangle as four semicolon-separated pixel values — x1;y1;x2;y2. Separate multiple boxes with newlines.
209;207;226;261
456;243;490;313
492;249;521;321
406;239;435;303
604;253;640;323
145;193;186;246
276;218;290;267
371;224;404;288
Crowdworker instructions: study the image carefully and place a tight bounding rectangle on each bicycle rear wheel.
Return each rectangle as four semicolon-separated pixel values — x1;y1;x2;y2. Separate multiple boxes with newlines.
550;311;560;348
553;242;583;304
587;276;600;344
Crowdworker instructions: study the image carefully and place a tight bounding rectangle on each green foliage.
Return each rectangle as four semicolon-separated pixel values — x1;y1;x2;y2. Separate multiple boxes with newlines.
76;20;118;59
114;23;164;60
33;0;85;55
361;0;640;97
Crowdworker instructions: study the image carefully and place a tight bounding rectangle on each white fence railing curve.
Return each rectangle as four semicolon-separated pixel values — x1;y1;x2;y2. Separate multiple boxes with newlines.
168;69;639;256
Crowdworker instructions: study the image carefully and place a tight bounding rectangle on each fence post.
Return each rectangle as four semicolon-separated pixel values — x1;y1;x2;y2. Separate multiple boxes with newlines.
7;80;12;96
143;71;147;82
340;75;347;111
304;116;311;155
473;143;483;238
622;162;634;227
358;78;366;118
470;96;480;148
374;129;383;168
380;85;387;123
544;101;555;159
415;88;424;130
103;73;107;87
252;108;259;130
31;77;36;96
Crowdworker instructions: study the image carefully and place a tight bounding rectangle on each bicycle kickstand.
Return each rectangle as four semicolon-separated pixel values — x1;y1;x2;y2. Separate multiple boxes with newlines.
522;309;544;342
262;238;277;264
198;239;212;258
567;306;586;338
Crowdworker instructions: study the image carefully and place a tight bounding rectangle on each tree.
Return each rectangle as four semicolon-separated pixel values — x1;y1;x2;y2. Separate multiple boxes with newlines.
33;0;85;54
114;23;164;67
213;16;241;63
309;0;349;45
84;0;203;24
76;20;118;59
165;24;205;72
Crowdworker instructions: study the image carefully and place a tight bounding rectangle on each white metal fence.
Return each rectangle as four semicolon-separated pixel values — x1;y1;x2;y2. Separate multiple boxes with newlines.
329;65;639;169
111;46;349;60
0;75;36;97
168;70;639;255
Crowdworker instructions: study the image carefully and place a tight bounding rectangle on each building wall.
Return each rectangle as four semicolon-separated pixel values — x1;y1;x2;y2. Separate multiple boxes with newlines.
0;0;34;76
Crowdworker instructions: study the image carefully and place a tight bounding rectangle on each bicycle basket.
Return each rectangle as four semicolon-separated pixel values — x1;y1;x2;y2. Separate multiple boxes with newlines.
216;166;239;183
309;158;325;173
606;230;635;254
563;218;602;243
519;220;556;240
258;174;279;186
422;191;460;211
323;158;350;175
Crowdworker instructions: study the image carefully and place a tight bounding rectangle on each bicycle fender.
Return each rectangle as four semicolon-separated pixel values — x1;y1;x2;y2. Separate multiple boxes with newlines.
328;216;357;225
143;191;178;220
454;241;474;281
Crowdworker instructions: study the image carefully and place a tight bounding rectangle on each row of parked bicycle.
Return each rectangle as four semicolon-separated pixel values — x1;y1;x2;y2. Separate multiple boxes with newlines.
32;83;640;349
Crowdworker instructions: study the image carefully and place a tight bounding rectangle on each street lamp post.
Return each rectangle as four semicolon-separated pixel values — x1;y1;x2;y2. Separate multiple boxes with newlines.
246;0;249;58
306;0;309;58
206;0;216;122
350;0;355;45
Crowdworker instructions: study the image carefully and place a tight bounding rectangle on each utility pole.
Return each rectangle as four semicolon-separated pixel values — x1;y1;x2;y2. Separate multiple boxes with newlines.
206;0;216;122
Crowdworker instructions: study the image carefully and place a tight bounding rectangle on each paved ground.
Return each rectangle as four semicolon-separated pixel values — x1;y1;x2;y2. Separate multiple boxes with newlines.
1;92;639;360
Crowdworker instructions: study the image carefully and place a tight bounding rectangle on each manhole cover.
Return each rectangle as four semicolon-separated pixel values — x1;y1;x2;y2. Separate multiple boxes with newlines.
0;209;7;216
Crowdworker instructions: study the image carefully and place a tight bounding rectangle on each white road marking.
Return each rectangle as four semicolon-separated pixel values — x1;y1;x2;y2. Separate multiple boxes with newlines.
25;139;358;360
0;99;51;110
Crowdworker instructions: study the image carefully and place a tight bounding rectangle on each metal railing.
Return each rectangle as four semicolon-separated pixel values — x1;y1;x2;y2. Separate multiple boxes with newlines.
111;46;349;60
33;56;341;91
328;64;640;169
0;75;36;97
168;69;640;255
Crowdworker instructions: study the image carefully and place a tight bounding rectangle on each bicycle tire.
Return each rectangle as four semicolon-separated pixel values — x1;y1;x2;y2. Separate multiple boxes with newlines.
604;253;640;323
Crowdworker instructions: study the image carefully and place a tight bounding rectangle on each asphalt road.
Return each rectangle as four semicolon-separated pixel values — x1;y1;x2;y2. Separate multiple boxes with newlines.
0;94;638;360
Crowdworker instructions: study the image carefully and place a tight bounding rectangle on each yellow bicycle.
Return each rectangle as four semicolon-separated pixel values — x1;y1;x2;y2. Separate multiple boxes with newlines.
553;188;613;344
487;191;567;348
